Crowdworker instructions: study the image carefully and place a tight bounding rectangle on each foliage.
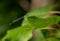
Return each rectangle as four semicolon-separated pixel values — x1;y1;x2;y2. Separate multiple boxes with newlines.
0;0;60;41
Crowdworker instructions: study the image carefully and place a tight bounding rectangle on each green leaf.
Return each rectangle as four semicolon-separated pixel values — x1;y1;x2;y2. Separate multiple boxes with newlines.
21;17;30;26
2;25;33;41
27;16;60;28
26;5;53;18
54;30;60;39
35;29;46;41
48;37;60;41
28;29;46;41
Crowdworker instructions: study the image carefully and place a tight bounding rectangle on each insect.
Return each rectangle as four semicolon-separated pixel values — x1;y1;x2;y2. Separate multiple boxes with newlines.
0;0;31;39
